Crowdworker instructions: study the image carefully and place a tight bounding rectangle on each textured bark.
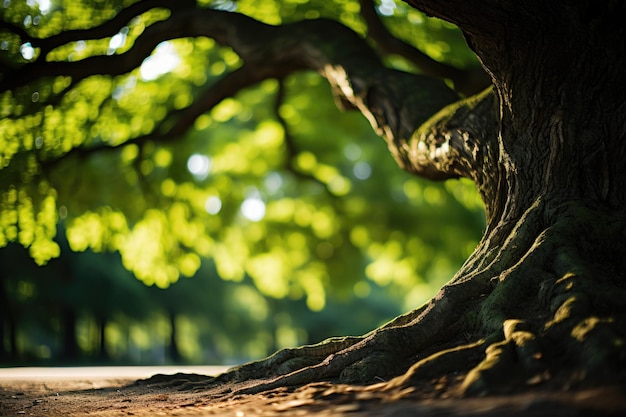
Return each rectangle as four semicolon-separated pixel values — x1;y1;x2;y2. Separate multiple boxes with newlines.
196;1;626;396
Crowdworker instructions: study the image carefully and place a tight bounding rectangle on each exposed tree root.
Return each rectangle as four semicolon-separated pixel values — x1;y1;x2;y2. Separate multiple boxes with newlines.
154;202;626;400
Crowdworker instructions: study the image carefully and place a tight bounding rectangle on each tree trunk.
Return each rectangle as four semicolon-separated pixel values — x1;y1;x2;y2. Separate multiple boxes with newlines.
0;271;18;361
203;2;626;396
0;315;18;362
0;315;4;360
60;307;80;361
0;272;7;360
7;319;17;361
97;315;109;361
168;311;181;363
444;3;626;393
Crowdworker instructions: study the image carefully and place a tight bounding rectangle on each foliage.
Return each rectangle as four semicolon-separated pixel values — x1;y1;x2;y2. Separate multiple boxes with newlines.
0;0;484;310
0;238;403;364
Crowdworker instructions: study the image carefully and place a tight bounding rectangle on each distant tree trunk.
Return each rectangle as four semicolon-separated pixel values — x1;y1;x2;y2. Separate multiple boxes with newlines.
0;271;17;361
168;311;181;363
97;315;109;361
6;318;17;361
0;317;4;360
0;318;18;362
0;272;7;360
60;307;79;361
8;321;17;360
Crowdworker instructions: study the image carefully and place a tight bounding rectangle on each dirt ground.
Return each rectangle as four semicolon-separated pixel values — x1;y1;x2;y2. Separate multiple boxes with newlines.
1;367;625;416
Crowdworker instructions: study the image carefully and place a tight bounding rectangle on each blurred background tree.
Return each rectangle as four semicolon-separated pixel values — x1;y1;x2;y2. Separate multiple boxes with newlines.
0;0;484;365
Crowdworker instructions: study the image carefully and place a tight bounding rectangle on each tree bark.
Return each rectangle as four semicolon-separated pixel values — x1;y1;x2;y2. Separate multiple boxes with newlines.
206;1;626;396
348;0;626;394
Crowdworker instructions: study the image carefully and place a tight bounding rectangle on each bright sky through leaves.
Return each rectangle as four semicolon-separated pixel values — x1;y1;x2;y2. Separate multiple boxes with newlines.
28;0;51;14
205;196;222;215
241;196;266;222
353;162;372;180
108;28;128;55
140;42;181;81
19;42;34;59
240;187;266;222
377;0;397;16
187;154;212;180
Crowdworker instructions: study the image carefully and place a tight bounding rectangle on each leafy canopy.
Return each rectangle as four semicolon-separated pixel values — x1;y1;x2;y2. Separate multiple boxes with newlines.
0;0;483;310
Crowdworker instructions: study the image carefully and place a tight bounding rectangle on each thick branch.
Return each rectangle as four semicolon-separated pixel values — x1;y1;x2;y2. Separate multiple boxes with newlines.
0;0;196;57
358;0;490;96
272;78;331;190
11;6;497;183
407;87;499;186
404;0;510;36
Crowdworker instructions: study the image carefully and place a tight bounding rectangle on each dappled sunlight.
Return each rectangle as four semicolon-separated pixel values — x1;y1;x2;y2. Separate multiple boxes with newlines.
107;27;127;55
32;0;52;14
353;161;372;180
204;195;222;214
187;153;212;180
19;41;34;59
295;265;327;311
240;195;266;222
0;186;60;264
119;211;180;288
211;98;243;122
67;210;126;253
140;42;181;81
246;251;290;298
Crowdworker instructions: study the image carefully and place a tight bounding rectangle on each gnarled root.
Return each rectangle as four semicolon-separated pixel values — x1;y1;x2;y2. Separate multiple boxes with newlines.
443;204;626;396
172;202;626;399
216;275;493;395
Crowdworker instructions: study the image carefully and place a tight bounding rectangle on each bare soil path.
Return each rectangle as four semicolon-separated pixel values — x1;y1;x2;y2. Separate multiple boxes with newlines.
1;367;624;416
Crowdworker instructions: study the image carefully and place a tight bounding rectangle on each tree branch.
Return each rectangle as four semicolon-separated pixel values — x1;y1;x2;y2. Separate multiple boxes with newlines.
273;78;333;191
17;6;498;183
165;65;272;137
403;0;509;36
1;0;196;57
407;87;499;187
358;0;489;96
